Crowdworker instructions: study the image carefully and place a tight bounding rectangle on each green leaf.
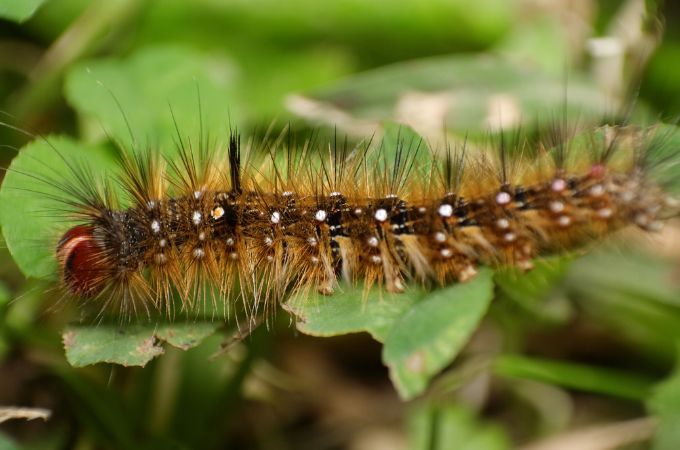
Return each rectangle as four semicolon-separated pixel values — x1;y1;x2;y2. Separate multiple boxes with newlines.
285;284;424;342
408;401;509;450
569;249;680;308
383;268;494;399
647;124;680;195
290;54;608;135
495;15;569;73
495;256;572;305
0;0;47;22
130;0;510;67
0;136;116;279
64;44;240;150
380;121;428;162
62;322;220;367
494;354;654;400
567;249;680;361
0;281;10;309
649;355;680;450
495;255;574;323
0;431;20;450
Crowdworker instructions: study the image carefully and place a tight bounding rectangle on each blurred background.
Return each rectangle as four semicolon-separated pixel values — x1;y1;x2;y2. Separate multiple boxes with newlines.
1;0;680;449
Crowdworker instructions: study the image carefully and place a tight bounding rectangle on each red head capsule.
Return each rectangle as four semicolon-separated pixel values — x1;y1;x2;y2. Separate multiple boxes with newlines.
56;225;108;297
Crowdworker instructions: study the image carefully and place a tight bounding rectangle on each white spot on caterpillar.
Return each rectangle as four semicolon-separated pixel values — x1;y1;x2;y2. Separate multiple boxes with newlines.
282;191;293;196
549;201;565;213
193;191;202;199
271;211;281;224
159;239;167;248
330;191;342;197
193;248;205;259
504;232;516;242
307;237;317;247
146;200;156;210
367;236;379;247
440;248;453;258
266;255;274;262
665;196;679;208
198;232;206;241
495;192;511;206
315;210;327;222
229;252;238;260
192;211;202;225
434;232;446;242
438;204;453;217
459;265;478;282
226;237;234;246
354;208;363;216
621;191;635;202
589;184;604;197
211;206;224;220
647;204;661;215
370;255;382;264
495;218;510;229
150;220;160;234
597;208;613;219
551;179;567;192
648;221;663;232
310;256;319;264
418;207;427;214
264;237;273;246
557;215;571;227
519;259;534;271
374;208;388;222
634;213;649;227
154;253;167;265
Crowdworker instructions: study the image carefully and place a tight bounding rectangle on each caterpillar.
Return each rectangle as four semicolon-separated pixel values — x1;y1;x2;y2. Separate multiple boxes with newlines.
2;118;680;321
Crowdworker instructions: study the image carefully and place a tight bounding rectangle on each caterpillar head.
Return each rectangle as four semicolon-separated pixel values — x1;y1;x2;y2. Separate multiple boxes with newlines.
57;225;109;298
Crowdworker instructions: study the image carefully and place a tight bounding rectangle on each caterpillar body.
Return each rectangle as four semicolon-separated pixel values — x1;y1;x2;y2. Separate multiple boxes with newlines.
26;121;676;320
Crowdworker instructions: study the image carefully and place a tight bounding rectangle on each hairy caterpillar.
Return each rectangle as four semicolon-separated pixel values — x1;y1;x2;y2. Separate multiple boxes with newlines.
2;117;680;321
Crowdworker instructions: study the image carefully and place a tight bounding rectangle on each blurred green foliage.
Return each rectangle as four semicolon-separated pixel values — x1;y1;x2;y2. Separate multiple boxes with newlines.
1;0;680;449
